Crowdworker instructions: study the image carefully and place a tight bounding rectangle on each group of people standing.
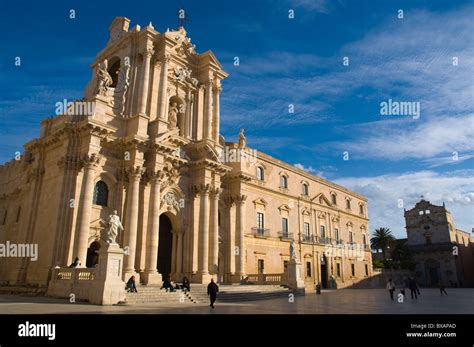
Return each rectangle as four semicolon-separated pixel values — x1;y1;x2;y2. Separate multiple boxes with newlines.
386;277;448;301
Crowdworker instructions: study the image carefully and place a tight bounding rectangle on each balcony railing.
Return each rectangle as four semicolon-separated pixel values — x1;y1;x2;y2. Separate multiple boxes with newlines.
301;234;314;243
278;231;294;240
250;227;271;238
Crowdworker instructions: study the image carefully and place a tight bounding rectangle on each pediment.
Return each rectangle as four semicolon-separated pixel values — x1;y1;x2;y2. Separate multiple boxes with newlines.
311;193;332;206
253;198;268;208
278;204;291;212
90;218;106;229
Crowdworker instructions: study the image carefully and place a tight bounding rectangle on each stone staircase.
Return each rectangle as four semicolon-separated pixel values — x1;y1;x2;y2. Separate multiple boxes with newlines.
188;284;294;303
123;283;295;305
123;285;194;305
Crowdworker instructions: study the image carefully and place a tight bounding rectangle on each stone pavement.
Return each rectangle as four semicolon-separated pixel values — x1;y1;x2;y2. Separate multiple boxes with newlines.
0;288;472;314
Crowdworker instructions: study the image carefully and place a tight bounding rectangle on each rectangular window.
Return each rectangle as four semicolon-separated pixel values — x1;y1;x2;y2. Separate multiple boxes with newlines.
304;223;310;239
2;209;7;225
365;264;369;276
336;263;341;277
346;199;351;209
281;218;288;235
334;228;339;241
306;262;312;277
283;260;288;272
359;204;364;215
363;234;366;245
320;225;326;238
16;206;21;223
351;263;355;277
258;259;264;274
349;231;353;244
257;212;264;230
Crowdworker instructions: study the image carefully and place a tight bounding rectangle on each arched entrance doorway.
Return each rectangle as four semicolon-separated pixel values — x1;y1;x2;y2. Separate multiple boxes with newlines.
157;214;173;280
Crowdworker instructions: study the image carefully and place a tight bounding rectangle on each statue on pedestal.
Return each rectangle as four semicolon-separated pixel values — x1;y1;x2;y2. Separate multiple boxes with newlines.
290;239;297;260
96;59;112;96
238;128;246;150
105;210;123;244
168;102;178;129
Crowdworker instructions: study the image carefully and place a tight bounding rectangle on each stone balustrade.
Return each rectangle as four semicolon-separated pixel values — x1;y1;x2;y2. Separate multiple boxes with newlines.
246;273;288;286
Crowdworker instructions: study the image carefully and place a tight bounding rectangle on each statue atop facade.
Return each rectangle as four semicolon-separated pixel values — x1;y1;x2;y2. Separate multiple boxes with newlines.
114;61;130;115
96;59;113;96
238;128;246;149
168;102;178;129
105;210;123;244
290;239;297;260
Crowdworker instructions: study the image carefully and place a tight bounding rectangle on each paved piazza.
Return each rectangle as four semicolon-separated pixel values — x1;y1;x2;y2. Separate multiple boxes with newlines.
0;289;472;314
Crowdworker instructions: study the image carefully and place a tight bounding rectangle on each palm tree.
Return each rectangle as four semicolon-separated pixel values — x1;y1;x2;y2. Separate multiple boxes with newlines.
370;227;395;260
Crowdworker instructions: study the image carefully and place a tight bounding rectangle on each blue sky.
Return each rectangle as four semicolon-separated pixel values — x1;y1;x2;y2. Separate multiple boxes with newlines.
0;0;473;237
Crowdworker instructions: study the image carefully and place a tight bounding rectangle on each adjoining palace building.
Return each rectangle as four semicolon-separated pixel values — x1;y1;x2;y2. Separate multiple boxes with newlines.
0;17;372;289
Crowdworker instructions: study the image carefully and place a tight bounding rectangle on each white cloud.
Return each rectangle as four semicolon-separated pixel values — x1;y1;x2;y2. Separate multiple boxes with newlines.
334;170;474;239
336;113;474;161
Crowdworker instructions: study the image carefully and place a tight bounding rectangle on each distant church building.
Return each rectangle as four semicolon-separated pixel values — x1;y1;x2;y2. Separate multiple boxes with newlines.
0;17;372;289
405;199;474;287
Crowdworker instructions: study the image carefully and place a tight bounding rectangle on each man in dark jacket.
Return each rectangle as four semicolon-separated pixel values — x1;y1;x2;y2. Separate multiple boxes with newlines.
408;277;418;300
207;278;219;308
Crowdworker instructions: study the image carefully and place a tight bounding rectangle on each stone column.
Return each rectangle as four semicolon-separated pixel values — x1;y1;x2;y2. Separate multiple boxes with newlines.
176;230;184;277
158;53;170;119
198;184;211;281
123;166;143;279
138;46;154;116
235;194;247;277
74;154;100;265
225;197;236;283
212;85;221;142
143;171;163;284
204;80;213;139
209;187;221;274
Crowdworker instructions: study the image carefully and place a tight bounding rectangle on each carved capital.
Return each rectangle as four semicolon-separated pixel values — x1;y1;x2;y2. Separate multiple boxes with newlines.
234;194;247;205
82;153;101;169
148;170;166;184
127;166;144;180
144;46;155;59
210;187;222;198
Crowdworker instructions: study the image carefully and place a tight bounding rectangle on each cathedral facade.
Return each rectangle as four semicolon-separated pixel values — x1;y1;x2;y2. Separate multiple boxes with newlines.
0;17;372;288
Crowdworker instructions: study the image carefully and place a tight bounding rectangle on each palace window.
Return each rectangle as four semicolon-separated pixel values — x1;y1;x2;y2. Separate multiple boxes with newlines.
302;183;309;196
256;167;264;181
283;260;288;272
336;263;341;277
257;212;264;231
365;264;369;276
303;222;310;240
349;231;354;244
363;234;367;245
93;181;109;207
281;218;289;237
351;263;356;277
306;262;312;277
334;228;339;241
359;204;364;215
258;259;265;274
346;199;351;210
280;175;288;189
320;225;326;238
331;193;337;205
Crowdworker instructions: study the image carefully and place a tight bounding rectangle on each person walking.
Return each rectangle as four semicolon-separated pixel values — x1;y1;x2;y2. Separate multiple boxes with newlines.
386;279;395;301
439;280;448;296
408;277;418;300
207;278;219;308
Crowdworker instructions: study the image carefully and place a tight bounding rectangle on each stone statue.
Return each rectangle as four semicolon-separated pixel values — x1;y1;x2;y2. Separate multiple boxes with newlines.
106;210;123;244
238;128;246;150
168;102;178;129
96;59;112;96
290;240;297;260
114;61;130;115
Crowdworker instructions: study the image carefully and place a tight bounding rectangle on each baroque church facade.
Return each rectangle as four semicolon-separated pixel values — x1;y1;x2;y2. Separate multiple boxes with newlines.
0;17;372;288
405;199;474;287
